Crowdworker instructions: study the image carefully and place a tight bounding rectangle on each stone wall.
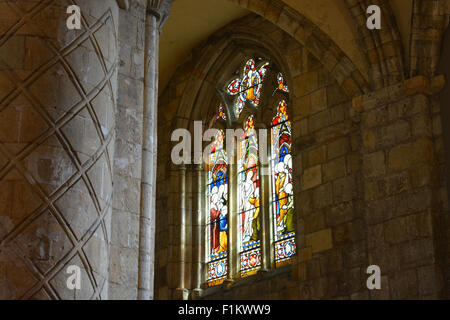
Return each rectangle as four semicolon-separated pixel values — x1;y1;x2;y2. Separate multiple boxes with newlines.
154;13;449;300
356;77;447;299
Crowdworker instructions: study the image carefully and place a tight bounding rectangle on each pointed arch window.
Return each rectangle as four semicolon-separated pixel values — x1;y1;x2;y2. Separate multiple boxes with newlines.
205;58;296;288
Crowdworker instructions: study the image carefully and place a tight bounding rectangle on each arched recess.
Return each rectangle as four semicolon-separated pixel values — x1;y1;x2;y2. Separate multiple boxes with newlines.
410;0;450;77
343;0;405;88
220;0;371;97
224;0;405;90
155;13;366;300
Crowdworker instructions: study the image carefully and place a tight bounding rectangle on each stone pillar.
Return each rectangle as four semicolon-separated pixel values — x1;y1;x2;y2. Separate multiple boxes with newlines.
174;165;189;299
0;0;119;299
192;164;204;298
353;75;447;299
137;0;173;300
225;135;238;286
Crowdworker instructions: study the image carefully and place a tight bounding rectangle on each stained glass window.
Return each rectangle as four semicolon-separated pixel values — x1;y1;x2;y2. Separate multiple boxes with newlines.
237;115;261;277
205;60;295;286
217;103;227;120
271;100;296;267
206;130;228;286
226;59;269;118
277;73;289;93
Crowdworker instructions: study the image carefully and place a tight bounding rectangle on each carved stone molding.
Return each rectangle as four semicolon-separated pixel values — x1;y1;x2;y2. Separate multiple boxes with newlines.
117;0;130;10
147;0;174;31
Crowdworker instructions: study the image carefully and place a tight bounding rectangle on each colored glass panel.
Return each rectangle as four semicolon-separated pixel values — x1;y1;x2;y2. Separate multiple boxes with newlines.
277;73;289;93
271;101;296;266
226;78;240;95
206;130;228;286
226;59;269;118
217;103;227;120
237;115;261;276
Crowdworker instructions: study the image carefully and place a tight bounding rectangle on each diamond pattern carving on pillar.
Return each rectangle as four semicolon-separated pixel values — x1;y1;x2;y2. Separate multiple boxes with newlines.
0;0;118;300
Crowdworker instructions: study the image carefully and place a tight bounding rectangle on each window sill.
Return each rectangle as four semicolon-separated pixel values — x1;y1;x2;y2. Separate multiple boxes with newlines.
199;264;293;299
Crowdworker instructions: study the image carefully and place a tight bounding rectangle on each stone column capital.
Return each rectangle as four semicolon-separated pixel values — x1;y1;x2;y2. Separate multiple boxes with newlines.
194;163;204;171
147;0;174;31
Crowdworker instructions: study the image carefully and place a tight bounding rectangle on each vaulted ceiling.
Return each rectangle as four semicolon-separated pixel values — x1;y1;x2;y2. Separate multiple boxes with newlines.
159;0;413;95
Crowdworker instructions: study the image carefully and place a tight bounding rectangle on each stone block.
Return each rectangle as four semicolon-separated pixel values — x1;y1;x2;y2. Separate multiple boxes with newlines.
389;269;418;299
363;151;386;178
333;175;357;203
404;76;429;96
298;247;313;262
307;145;326;167
305;228;333;253
303;211;326;233
323;156;346;182
327;137;349;160
312;182;333;209
302;165;322;190
309;109;331;132
293;71;318;97
388;139;434;172
417;265;440;297
310;88;327;114
293;94;311;119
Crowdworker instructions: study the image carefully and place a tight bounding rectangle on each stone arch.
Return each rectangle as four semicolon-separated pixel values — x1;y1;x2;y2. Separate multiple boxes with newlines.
224;0;404;91
410;0;450;77
166;12;373;135
155;13;365;300
219;0;371;95
343;0;405;88
175;27;296;132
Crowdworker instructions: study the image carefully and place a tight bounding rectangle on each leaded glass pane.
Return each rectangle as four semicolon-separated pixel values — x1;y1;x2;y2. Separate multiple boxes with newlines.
206;130;228;286
271;101;296;267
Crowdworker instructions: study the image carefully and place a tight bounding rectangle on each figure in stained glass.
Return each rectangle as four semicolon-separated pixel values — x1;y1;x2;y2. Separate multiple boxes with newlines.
225;59;269;118
217;103;227;120
277;73;289;93
206;130;229;285
271;101;296;266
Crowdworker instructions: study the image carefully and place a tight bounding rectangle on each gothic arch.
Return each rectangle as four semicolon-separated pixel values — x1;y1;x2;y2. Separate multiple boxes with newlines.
410;0;450;77
343;0;405;88
167;12;371;134
155;13;365;300
223;0;404;90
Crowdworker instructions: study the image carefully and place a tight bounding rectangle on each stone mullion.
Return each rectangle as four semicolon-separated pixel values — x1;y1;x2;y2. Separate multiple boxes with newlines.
166;163;179;294
256;121;273;273
226;136;239;284
258;67;277;272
